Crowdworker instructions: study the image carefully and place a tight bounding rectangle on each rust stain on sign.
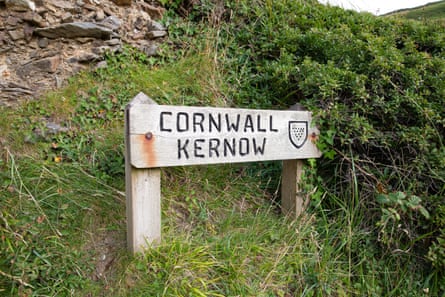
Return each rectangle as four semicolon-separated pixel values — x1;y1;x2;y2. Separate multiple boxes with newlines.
137;133;157;168
309;131;319;143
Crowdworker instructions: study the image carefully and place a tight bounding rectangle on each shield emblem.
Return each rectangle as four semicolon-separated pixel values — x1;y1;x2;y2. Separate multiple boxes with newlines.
288;121;308;149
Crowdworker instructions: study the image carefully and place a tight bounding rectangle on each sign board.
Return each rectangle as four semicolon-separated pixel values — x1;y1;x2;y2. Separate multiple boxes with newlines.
125;92;321;253
127;102;321;168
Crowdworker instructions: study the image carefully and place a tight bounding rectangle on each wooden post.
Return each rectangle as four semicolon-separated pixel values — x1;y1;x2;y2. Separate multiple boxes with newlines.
281;159;305;217
125;93;161;253
281;103;309;217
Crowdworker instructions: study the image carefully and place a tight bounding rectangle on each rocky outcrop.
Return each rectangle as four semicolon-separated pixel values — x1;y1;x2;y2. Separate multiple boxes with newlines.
0;0;167;106
34;22;114;39
5;0;36;12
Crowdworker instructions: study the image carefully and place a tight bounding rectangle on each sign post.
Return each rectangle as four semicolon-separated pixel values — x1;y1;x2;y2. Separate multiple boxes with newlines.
125;93;161;253
125;92;321;253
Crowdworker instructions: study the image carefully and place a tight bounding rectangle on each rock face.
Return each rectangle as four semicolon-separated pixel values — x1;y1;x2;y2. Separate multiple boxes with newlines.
5;0;36;12
0;0;168;106
34;22;114;39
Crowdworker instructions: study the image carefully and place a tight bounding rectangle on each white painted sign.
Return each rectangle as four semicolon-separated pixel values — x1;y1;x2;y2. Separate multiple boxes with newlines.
127;102;321;168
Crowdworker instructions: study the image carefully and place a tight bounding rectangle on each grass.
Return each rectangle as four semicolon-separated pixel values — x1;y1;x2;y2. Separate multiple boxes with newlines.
0;55;363;295
0;135;355;296
385;0;445;20
1;0;443;295
1;134;430;296
0;153;123;295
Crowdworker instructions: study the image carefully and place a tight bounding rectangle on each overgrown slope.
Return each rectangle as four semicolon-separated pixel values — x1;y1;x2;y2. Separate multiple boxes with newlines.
0;0;444;296
386;0;445;20
191;0;445;289
215;0;445;260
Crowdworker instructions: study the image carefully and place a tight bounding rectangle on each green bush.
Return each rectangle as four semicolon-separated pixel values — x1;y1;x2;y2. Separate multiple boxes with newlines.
180;0;445;288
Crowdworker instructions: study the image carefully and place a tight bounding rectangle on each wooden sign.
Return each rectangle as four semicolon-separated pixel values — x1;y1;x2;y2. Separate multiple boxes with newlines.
127;100;320;168
125;92;321;253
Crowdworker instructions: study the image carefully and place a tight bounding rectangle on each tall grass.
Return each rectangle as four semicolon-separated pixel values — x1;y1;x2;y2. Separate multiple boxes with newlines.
386;0;445;20
1;0;444;295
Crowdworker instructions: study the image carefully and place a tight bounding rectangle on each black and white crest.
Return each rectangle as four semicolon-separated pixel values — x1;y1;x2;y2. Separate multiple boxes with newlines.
288;121;308;149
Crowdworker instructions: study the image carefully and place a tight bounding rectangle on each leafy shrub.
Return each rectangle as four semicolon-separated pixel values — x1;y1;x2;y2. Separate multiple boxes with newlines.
178;0;445;288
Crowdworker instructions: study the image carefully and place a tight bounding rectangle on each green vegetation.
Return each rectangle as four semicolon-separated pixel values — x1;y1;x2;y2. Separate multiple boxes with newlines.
386;0;445;20
1;0;444;296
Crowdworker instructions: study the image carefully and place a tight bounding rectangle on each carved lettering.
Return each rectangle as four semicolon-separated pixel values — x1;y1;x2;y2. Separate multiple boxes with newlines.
176;137;267;160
